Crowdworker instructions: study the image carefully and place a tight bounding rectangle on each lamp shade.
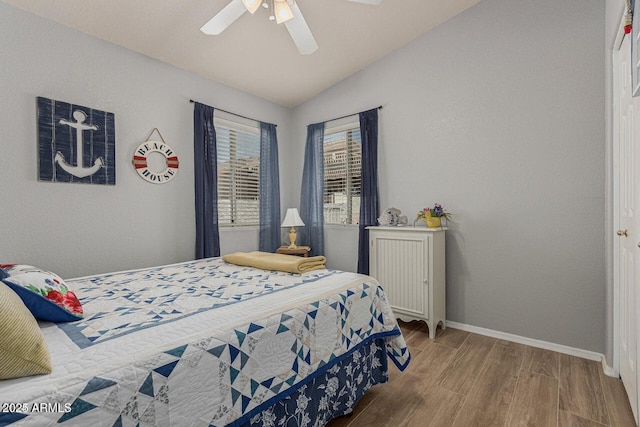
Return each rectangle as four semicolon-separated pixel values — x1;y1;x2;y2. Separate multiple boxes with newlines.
274;0;294;24
242;0;262;14
281;208;305;227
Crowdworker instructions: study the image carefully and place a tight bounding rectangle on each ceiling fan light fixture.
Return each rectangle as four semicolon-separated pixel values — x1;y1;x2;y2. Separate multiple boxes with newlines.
203;0;380;54
274;0;294;24
241;0;262;14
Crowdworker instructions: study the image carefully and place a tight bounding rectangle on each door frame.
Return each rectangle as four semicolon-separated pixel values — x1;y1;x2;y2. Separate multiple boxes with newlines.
612;11;625;379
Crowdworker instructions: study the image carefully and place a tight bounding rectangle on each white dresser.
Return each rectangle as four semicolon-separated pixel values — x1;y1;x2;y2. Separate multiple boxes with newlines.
367;226;446;339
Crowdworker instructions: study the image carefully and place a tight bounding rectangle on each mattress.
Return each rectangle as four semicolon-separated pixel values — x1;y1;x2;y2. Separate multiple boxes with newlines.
0;258;409;426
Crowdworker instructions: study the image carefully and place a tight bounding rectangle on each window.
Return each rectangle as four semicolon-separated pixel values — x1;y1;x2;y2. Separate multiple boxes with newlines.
215;117;260;226
323;123;362;224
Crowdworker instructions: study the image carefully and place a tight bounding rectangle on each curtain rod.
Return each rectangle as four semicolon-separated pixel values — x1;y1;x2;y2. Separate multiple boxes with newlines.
189;99;276;127
316;105;383;126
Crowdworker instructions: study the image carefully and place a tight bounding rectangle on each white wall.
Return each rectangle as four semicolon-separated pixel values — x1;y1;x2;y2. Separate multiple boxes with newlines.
0;2;291;279
291;0;606;353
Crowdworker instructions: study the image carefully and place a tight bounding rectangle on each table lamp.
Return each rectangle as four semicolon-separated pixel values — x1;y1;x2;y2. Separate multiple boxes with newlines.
281;208;305;249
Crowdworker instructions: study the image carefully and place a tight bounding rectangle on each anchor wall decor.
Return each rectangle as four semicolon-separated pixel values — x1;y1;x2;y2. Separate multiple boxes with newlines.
37;97;116;185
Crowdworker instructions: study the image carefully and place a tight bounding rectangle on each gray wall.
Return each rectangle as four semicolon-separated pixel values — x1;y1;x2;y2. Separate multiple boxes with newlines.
0;2;291;279
1;0;609;354
291;0;606;353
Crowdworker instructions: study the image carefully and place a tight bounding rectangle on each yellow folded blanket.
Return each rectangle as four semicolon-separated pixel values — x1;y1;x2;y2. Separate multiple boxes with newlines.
222;251;326;274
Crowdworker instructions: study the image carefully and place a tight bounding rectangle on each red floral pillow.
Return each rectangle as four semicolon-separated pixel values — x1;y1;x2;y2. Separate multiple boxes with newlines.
0;264;83;322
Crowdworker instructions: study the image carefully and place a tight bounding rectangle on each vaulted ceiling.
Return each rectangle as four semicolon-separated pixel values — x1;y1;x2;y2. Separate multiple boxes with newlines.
3;0;481;107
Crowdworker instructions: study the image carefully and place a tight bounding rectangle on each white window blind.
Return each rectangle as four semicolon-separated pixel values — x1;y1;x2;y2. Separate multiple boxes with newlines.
215;117;260;226
323;123;362;224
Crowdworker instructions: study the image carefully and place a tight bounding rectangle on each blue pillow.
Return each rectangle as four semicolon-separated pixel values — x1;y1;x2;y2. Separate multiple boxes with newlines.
0;265;83;323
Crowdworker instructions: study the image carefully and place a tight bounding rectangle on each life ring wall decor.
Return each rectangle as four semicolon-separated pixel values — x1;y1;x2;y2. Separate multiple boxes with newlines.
132;139;179;184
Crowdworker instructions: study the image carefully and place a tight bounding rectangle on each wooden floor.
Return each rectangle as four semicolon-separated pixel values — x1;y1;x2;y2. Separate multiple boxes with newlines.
327;321;637;427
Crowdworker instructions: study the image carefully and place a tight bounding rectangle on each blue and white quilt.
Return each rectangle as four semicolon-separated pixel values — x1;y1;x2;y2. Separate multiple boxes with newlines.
0;258;410;426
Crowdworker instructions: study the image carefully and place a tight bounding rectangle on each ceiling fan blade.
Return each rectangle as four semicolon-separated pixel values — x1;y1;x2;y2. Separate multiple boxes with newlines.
347;0;382;4
284;3;318;55
200;0;247;35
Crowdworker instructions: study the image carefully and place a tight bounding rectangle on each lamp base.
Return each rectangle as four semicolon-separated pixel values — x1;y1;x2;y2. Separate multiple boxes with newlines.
288;226;297;249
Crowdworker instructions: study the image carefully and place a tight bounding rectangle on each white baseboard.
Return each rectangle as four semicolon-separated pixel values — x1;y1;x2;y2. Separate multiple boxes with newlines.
445;320;617;377
601;354;620;378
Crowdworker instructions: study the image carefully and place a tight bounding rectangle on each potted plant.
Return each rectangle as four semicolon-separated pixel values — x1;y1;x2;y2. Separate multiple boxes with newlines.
416;203;451;228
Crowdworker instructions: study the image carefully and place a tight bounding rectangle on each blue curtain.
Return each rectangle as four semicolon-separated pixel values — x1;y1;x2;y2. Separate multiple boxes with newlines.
357;109;379;275
299;123;325;256
193;102;220;259
259;122;281;252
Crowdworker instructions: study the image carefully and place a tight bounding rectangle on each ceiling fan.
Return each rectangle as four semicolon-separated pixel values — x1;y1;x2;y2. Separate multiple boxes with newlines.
200;0;382;55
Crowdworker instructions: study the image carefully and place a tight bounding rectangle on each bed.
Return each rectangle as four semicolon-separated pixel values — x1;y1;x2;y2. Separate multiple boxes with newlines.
0;256;410;426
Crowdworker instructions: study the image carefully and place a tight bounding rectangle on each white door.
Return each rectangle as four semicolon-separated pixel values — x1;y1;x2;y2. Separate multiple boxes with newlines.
615;33;639;422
